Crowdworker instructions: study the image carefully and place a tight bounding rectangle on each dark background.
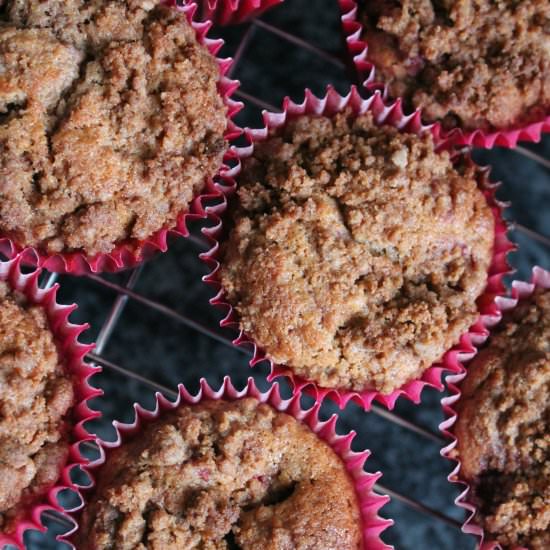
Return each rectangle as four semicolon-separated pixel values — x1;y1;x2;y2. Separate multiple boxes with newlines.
24;1;549;548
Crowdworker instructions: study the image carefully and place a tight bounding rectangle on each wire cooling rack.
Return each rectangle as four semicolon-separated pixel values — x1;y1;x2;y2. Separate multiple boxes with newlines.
20;1;550;549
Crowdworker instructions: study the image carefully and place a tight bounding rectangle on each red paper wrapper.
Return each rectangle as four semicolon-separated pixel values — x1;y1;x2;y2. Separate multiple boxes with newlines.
0;255;100;550
199;0;284;25
338;0;550;149
201;84;514;410
0;1;242;276
440;266;550;550
70;377;393;550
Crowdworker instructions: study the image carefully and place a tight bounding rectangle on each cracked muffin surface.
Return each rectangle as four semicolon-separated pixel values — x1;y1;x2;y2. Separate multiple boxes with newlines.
220;112;494;393
0;1;227;255
76;398;361;550
0;282;73;532
361;0;550;131
455;288;550;550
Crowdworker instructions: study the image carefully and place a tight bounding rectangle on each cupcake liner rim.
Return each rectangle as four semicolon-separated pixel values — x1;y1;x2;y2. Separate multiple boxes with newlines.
0;0;243;275
200;0;284;25
0;255;101;550
201;84;515;411
71;376;394;550
338;0;550;149
439;265;550;550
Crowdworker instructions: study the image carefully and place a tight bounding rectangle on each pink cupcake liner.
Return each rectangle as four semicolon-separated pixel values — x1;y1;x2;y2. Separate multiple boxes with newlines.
338;0;550;149
440;265;550;550
0;255;101;550
201;84;514;410
0;0;242;276
70;377;394;550
199;0;284;25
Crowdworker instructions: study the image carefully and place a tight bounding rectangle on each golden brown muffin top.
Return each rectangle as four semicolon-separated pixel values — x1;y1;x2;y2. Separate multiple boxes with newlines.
0;1;227;255
362;0;550;131
455;288;550;550
0;282;73;532
3;0;155;51
220;112;494;393
77;398;361;550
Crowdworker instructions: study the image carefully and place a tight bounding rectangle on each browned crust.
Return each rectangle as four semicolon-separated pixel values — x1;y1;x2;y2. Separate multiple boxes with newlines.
220;111;494;393
77;398;361;550
455;288;550;550
0;282;73;531
0;1;227;255
362;0;550;131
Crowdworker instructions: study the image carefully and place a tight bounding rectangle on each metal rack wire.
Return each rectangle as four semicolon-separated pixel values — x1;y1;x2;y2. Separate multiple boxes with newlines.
29;3;549;549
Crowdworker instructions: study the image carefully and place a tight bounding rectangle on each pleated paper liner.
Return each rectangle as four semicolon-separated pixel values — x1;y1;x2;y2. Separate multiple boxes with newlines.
69;377;394;550
338;0;550;149
0;0;242;276
0;255;101;550
440;265;550;550
201;84;514;411
199;0;284;25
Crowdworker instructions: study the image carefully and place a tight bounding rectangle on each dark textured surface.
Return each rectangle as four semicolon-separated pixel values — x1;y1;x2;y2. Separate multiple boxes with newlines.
22;1;549;548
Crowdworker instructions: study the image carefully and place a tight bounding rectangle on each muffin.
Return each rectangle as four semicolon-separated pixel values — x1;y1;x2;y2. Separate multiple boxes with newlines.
0;1;227;256
76;398;361;550
454;288;550;550
0;281;73;532
219;111;495;394
360;0;550;132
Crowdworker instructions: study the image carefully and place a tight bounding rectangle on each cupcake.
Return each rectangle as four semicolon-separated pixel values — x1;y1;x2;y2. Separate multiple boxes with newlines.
453;287;549;549
218;109;495;395
359;0;549;134
77;397;363;549
0;1;228;265
0;277;75;533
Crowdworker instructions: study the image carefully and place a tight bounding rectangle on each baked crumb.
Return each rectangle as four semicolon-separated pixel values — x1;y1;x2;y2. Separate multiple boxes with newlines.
362;0;550;131
220;112;494;393
0;282;73;532
0;1;227;255
4;0;156;51
455;288;550;550
77;398;361;550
